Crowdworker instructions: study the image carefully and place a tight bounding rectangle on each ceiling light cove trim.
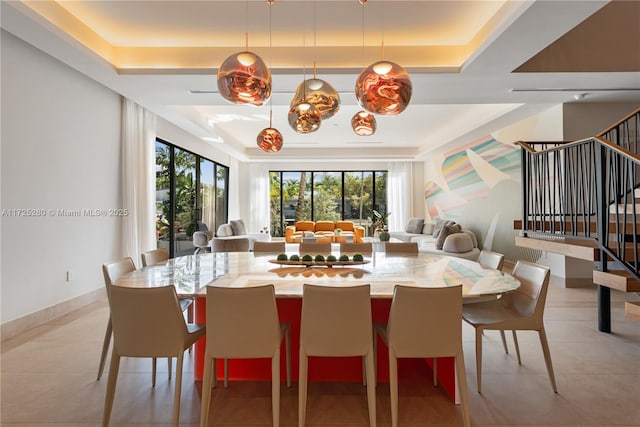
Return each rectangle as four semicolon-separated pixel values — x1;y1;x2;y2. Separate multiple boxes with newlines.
245;146;418;160
510;88;640;92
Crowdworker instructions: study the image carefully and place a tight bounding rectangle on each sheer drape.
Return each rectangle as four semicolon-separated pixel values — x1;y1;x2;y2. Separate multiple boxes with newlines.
387;162;413;232
247;163;270;233
121;98;157;260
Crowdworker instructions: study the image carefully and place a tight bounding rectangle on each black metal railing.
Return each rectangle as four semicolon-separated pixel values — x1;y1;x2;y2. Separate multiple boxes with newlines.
519;108;640;279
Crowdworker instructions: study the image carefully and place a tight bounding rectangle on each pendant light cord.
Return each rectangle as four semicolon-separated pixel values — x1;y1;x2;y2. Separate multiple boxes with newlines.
313;0;317;79
268;1;273;127
380;0;384;61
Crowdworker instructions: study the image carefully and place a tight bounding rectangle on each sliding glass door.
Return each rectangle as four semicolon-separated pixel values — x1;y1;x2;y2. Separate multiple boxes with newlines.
155;139;229;257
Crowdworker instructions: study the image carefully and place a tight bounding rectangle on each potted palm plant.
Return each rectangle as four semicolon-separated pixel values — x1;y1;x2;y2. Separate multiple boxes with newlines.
372;209;391;241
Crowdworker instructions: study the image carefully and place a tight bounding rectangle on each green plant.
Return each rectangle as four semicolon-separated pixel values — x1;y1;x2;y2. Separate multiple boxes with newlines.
372;209;391;231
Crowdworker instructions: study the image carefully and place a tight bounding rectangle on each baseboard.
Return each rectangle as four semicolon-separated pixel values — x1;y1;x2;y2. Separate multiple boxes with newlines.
1;287;105;341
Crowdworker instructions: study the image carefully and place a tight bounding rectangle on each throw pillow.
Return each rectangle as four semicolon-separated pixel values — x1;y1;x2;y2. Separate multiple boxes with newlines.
435;223;462;250
216;224;233;237
442;232;474;253
229;219;247;236
432;218;453;238
422;222;434;235
405;218;424;234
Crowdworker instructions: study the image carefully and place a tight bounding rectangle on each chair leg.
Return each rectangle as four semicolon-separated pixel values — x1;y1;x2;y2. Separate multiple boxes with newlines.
538;328;558;393
271;351;281;427
224;359;229;388
102;352;120;427
475;327;483;394
168;357;173;380
200;355;214;427
172;351;184;427
512;330;522;364
500;330;509;354
284;325;292;388
152;358;157;387
389;352;398;427
365;350;377;427
433;358;438;387
298;351;308;427
455;351;472;427
97;317;112;380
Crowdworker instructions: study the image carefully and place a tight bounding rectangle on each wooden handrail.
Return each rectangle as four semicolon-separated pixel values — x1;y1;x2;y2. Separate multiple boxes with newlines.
519;136;640;164
596;106;640;137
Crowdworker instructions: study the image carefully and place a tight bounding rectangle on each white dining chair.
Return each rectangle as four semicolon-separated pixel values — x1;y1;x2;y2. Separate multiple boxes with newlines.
298;284;376;427
462;260;557;394
374;285;470;427
201;285;291;427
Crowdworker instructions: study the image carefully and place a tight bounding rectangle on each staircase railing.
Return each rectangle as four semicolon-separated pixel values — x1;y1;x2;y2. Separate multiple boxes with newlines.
519;108;640;279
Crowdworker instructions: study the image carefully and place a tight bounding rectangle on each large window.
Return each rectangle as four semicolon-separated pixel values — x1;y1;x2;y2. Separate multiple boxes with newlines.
155;139;229;256
269;170;387;236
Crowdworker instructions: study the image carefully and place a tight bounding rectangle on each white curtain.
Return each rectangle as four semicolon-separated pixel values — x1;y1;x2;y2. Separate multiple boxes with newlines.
387;162;413;232
121;98;157;260
247;162;270;233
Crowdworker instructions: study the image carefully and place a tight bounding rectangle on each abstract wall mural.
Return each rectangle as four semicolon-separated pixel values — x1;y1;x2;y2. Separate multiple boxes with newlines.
425;136;520;220
424;135;532;261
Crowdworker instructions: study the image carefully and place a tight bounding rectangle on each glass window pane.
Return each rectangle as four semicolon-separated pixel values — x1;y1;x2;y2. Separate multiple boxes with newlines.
344;171;373;229
312;172;341;221
282;171;311;227
200;159;215;233
215;165;228;229
155;141;171;251
269;172;282;236
374;170;388;218
174;148;197;256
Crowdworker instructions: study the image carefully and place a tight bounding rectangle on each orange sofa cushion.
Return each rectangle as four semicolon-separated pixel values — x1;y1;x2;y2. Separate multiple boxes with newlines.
295;221;315;232
335;221;356;232
314;221;335;232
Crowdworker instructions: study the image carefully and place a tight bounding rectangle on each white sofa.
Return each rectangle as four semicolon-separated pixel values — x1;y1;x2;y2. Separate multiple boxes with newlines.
389;218;480;260
214;219;271;251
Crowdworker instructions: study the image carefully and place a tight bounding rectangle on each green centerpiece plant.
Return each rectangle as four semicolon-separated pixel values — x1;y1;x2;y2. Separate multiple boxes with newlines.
372;209;391;242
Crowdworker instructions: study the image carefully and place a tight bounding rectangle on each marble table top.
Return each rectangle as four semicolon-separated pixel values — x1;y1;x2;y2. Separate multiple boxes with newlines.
116;251;520;299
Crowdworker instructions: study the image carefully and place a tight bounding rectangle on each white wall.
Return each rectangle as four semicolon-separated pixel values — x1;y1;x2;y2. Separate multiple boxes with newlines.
1;31;122;325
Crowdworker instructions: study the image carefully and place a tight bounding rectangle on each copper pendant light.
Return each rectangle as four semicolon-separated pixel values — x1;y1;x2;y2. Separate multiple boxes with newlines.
257;123;283;152
355;61;411;115
217;3;271;106
288;102;321;134
257;0;283;152
351;110;377;136
355;0;411;116
291;78;340;120
218;51;271;106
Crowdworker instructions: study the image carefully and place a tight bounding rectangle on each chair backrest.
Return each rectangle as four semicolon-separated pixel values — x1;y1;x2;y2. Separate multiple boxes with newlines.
253;241;286;254
141;248;169;267
339;242;372;255
384;242;419;255
506;260;551;319
387;285;462;358
193;231;211;248
108;285;187;357
205;285;282;358
212;237;250;252
299;242;332;255
102;258;136;294
300;284;372;356
477;249;505;270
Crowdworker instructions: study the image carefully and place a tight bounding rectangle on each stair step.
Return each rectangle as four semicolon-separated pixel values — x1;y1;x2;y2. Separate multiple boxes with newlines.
593;270;640;292
514;219;639;234
609;204;640;214
515;235;638;262
625;301;640;320
515;236;598;261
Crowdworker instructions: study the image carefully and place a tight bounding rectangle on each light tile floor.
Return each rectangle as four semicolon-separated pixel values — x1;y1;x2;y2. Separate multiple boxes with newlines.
2;282;639;426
